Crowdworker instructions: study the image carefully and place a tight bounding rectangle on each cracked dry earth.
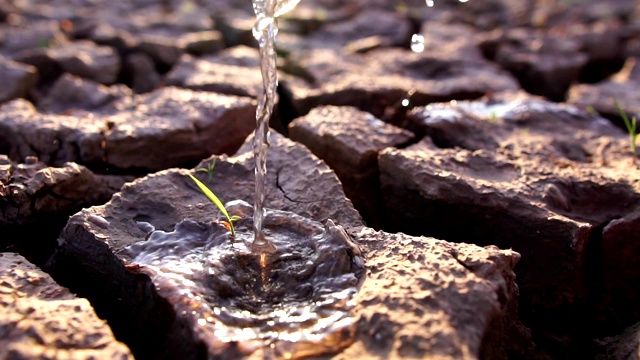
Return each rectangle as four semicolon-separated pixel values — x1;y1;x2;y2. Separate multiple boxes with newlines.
2;0;640;359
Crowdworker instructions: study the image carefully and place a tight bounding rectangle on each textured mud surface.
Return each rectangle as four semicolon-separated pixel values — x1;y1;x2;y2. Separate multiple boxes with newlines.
376;93;640;357
0;252;132;359
2;0;640;359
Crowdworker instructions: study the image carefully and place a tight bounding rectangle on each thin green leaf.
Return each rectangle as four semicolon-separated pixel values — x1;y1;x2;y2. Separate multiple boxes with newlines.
188;174;235;236
613;99;638;164
614;99;635;135
632;116;638;151
586;105;598;115
229;215;243;222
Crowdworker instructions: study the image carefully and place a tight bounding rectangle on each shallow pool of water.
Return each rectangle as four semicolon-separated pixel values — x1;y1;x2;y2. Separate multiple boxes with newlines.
126;206;365;359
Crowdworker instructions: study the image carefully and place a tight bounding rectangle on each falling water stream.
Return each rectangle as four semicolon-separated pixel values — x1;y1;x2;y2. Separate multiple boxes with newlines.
251;0;301;249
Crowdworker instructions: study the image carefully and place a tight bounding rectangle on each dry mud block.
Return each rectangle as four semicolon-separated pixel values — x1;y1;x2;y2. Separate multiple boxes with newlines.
478;22;626;100
163;46;293;132
597;210;640;332
116;8;220;68
0;55;38;104
123;52;161;94
0;155;128;226
265;5;409;56
569;80;640;123
166;46;263;98
134;29;224;69
595;321;640;360
517;0;636;27
289;106;414;226
284;45;519;119
279;2;365;40
0;98;106;168
379;93;640;346
0;21;67;58
304;8;413;49
48;132;363;359
5;1;220;69
338;228;532;360
412;21;484;61
15;40;121;85
0;252;132;359
478;28;587;101
0;87;256;171
0;154;128;264
100;88;255;171
38;73;132;114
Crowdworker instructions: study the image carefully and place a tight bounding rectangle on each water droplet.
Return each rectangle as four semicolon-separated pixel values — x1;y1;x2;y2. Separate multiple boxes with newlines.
197;318;207;326
401;99;410;107
426;0;434;7
410;33;425;53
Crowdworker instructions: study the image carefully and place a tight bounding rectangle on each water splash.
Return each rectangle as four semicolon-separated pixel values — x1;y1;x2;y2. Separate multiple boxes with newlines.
410;33;425;53
251;0;301;249
126;206;365;358
411;98;581;125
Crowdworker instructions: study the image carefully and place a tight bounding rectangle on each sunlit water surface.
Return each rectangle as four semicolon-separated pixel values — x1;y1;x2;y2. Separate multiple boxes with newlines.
126;206;365;359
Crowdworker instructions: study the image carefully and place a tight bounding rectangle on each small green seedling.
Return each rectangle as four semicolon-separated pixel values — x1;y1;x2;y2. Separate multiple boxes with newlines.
613;99;638;165
586;105;599;116
188;173;241;237
36;38;51;49
196;159;216;180
487;110;498;124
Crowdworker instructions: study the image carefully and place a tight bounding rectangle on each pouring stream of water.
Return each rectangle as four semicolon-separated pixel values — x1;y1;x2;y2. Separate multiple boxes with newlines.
251;0;300;249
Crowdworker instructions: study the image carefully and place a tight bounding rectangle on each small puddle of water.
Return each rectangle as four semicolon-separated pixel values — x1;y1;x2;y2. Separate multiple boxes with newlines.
126;204;365;359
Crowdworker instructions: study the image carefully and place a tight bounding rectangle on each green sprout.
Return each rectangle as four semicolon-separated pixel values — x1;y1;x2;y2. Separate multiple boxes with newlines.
585;105;599;116
36;38;51;49
487;110;498;124
196;158;216;180
613;99;638;165
188;171;241;238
